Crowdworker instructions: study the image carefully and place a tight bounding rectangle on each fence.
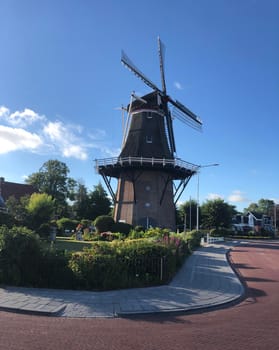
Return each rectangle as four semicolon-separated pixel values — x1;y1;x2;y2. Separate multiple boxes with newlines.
201;234;224;245
95;156;198;172
126;255;169;282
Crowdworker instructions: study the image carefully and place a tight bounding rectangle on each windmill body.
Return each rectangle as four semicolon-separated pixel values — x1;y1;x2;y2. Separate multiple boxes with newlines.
95;38;202;230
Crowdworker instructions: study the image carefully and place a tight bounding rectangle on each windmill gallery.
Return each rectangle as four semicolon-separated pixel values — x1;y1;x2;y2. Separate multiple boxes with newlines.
95;38;202;230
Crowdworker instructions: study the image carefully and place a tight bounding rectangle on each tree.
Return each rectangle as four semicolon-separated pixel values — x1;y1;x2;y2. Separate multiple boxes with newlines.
26;193;55;230
4;195;30;227
244;199;275;216
178;199;197;230
87;183;112;220
26;159;77;216
72;182;91;220
200;199;237;229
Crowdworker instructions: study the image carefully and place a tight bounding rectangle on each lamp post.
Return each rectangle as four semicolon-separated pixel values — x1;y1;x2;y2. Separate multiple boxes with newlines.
196;163;219;231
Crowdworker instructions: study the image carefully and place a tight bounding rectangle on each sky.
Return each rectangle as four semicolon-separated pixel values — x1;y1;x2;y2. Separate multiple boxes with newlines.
0;0;278;212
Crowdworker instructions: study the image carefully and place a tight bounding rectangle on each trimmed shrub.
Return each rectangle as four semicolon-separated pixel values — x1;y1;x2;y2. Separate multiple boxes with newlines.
68;239;181;290
38;251;76;289
112;222;132;236
69;253;128;290
0;226;42;286
56;217;78;235
94;215;114;233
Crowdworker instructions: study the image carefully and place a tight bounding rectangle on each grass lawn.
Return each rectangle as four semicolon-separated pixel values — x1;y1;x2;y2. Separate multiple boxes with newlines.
42;236;94;252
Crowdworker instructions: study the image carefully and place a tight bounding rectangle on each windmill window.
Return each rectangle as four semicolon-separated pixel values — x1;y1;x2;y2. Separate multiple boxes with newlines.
145;202;151;208
146;135;153;143
146;112;153;119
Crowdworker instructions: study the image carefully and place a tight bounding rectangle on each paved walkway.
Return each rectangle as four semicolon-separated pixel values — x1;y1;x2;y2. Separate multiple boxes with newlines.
0;242;244;318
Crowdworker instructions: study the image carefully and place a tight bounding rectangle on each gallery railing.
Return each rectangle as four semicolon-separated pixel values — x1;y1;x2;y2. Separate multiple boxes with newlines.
95;156;198;172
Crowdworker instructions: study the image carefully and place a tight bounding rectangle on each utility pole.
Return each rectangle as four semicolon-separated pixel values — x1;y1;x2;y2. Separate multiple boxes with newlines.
196;163;219;231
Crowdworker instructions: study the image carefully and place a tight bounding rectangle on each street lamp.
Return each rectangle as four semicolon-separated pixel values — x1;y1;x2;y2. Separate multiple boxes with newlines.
196;163;219;231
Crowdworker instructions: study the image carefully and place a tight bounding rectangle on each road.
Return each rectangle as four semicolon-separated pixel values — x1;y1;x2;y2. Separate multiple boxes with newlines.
0;241;278;350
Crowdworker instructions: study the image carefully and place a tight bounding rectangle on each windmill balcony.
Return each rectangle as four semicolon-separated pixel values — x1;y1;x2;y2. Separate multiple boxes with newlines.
95;156;198;179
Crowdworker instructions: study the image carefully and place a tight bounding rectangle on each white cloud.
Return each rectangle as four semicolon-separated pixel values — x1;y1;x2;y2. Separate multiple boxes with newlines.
207;193;223;200
88;129;107;140
88;130;120;157
63;145;87;160
0;105;118;160
228;190;249;203
43;121;88;160
174;81;183;90
0;106;45;127
0;106;10;119
0;125;42;154
43;121;65;141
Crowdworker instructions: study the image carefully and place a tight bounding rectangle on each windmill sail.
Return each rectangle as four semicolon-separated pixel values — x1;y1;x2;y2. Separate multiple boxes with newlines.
166;111;176;154
121;51;161;93
158;37;167;94
169;98;202;131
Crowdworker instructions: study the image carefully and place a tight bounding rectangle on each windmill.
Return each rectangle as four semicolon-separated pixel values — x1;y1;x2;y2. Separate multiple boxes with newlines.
95;37;202;230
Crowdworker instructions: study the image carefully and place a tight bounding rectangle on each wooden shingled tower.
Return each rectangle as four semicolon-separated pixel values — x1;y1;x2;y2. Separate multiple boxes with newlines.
95;38;202;230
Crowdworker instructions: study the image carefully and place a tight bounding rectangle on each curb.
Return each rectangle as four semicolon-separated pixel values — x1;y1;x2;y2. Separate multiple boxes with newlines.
0;303;67;317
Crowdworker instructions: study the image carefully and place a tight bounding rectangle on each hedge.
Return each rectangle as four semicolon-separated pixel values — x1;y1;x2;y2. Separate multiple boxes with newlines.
0;226;202;290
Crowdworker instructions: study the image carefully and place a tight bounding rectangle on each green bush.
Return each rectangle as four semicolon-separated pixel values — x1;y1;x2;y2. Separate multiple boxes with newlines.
68;239;181;290
87;241;115;255
80;219;93;228
0;225;42;286
186;230;203;251
56;217;78;235
0;225;76;289
82;230;98;241
0;224;197;291
38;251;76;289
94;215;114;233
134;225;145;232
0;212;14;227
112;222;132;236
128;229;145;239
37;223;51;239
69;253;128;290
113;239;170;258
143;227;171;240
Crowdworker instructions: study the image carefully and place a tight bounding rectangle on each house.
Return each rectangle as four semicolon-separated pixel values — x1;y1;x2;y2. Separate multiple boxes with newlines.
247;212;273;233
232;211;273;234
0;177;36;212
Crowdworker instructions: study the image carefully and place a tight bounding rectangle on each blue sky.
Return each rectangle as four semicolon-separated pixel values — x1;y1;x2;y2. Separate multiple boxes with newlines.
1;0;278;212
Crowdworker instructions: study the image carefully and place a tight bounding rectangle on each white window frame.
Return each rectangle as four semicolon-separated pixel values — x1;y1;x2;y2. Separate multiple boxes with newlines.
146;135;153;143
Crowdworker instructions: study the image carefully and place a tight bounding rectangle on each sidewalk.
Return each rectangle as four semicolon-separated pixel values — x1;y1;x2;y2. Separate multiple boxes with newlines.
0;242;244;318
